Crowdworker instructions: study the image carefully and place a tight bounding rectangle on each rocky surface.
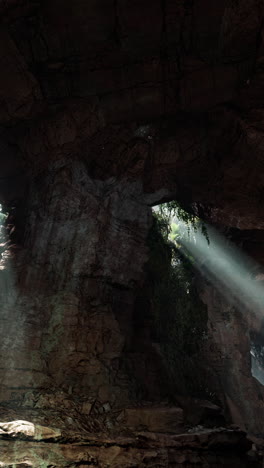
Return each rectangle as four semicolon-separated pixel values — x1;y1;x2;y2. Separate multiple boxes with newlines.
0;0;263;227
0;420;257;468
200;284;264;436
0;0;264;463
0;166;154;411
122;407;184;433
0;420;61;440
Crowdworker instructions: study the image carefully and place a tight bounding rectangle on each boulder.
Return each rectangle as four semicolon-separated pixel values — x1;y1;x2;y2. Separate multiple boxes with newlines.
0;420;61;441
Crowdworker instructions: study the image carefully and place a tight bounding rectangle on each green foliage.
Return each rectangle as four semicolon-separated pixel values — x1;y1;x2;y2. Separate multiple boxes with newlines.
170;222;180;242
156;201;210;244
145;206;208;398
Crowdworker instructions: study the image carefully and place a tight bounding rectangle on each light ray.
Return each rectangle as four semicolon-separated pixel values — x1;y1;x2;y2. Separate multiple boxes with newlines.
174;220;264;318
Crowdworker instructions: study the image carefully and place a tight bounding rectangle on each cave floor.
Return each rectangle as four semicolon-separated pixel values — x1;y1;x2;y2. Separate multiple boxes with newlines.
0;418;262;467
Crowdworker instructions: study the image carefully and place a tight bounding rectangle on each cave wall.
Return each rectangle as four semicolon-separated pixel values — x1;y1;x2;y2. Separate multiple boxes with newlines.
201;283;264;435
0;159;160;425
0;0;264;437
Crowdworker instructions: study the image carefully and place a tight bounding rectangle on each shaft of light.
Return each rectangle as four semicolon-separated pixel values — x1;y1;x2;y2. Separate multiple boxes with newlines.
175;221;264;317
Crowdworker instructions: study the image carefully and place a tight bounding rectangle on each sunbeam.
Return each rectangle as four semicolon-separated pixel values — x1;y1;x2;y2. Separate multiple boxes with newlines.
174;220;264;318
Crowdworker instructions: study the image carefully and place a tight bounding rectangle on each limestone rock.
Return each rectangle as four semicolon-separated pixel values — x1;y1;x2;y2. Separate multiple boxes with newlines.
0;427;253;467
0;420;61;441
0;0;264;445
123;406;184;433
81;402;92;415
0;421;34;438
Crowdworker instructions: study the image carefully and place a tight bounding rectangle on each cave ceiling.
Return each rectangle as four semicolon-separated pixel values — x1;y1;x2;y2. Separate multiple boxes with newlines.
0;0;264;228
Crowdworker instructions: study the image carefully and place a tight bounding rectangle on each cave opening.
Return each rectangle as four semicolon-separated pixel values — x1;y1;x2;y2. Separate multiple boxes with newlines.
149;201;264;397
135;202;211;401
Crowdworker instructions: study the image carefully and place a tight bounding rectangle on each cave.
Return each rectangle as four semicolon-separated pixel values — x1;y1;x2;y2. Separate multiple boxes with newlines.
1;1;264;467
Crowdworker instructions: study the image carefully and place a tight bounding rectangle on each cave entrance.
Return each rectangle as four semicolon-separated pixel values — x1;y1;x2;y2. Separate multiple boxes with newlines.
152;202;264;314
150;202;264;394
138;202;210;399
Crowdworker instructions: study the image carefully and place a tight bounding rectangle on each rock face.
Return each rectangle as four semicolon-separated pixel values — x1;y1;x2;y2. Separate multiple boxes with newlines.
0;420;256;468
0;420;61;440
0;168;154;412
200;284;264;434
123;407;184;433
1;0;264;463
